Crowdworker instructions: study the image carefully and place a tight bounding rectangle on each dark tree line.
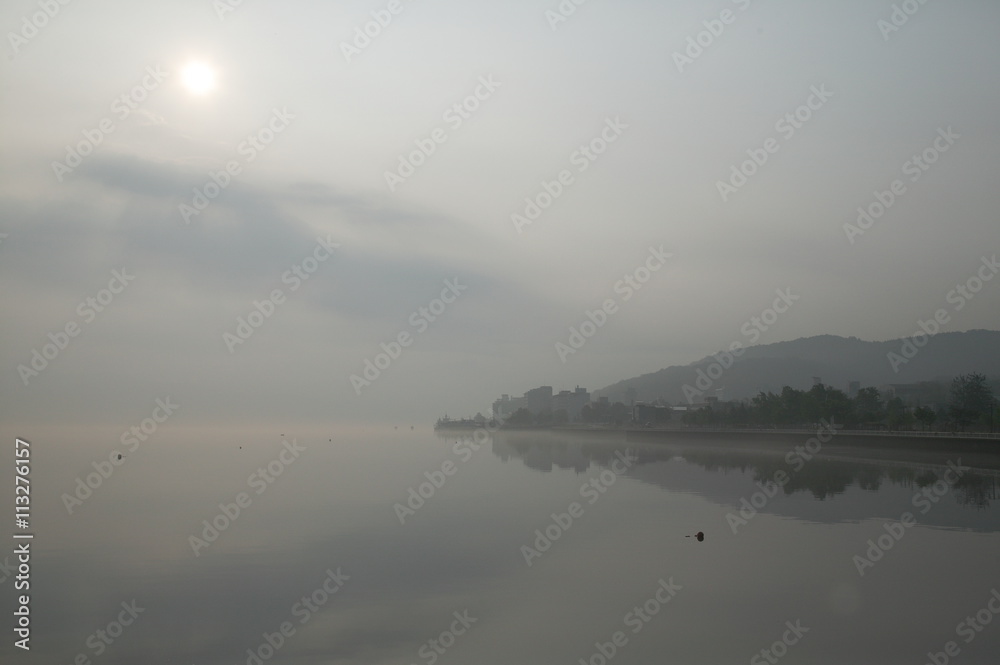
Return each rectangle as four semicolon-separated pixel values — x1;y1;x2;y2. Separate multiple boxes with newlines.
682;373;997;432
498;374;996;432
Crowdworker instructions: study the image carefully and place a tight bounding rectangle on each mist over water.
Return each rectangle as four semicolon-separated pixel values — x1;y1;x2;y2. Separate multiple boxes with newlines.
4;426;998;664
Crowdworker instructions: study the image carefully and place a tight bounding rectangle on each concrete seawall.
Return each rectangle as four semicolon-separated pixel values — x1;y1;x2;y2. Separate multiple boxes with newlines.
620;427;1000;454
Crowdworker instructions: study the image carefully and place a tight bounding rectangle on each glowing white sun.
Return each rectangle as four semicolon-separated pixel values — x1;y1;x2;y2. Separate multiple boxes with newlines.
181;62;216;95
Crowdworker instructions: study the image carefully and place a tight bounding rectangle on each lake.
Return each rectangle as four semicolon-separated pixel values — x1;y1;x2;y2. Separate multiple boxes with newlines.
5;424;1000;664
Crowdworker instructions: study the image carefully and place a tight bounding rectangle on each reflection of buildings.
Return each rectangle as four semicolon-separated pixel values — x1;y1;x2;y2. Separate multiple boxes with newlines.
490;432;1000;518
493;385;591;422
491;436;590;473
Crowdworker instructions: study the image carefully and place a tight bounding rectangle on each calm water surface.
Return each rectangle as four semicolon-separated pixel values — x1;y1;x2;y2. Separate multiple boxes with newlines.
4;424;1000;664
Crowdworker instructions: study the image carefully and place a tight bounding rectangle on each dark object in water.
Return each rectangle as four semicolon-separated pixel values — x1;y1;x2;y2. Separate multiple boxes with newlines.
686;531;705;542
117;454;122;460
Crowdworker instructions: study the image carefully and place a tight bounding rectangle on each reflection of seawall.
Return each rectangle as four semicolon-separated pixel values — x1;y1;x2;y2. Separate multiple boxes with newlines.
623;428;1000;453
490;430;1000;521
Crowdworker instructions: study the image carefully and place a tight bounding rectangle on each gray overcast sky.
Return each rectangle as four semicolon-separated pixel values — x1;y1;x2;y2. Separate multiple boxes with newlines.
2;0;999;426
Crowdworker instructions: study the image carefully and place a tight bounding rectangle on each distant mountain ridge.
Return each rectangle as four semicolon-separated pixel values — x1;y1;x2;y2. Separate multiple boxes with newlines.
593;330;1000;405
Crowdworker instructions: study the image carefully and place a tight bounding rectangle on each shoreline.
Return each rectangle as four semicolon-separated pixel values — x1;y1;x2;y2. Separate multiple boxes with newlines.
620;427;1000;452
434;423;1000;455
434;424;1000;473
535;425;1000;456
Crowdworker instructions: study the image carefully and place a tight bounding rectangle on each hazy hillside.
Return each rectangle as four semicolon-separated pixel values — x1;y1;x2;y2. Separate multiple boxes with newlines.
594;330;1000;405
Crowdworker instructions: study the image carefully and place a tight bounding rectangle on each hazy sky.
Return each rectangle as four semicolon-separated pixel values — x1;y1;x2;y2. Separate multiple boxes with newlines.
2;0;999;425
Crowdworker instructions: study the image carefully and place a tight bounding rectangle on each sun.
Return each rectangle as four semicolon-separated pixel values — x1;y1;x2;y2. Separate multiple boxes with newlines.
180;61;216;95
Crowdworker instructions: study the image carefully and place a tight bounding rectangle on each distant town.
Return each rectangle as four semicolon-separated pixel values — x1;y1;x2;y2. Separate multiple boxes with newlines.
436;373;998;434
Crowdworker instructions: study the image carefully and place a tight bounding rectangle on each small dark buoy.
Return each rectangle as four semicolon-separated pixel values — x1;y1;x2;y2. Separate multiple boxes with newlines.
686;531;705;542
117;454;122;460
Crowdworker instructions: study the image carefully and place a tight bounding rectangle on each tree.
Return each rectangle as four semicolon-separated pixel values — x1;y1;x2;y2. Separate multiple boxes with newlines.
805;383;853;425
778;386;806;425
750;391;780;425
729;401;750;426
582;400;610;423
552;408;569;425
886;397;913;431
683;406;715;426
948;373;995;431
914;406;937;431
506;407;534;426
608;401;629;425
854;387;884;425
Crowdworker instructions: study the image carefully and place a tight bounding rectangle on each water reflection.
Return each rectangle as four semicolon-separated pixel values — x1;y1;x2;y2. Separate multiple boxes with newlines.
5;427;1000;665
485;430;1000;525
